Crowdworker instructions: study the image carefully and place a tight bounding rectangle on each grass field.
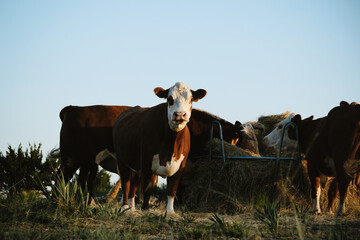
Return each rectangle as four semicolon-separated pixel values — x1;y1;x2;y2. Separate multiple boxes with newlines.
1;181;360;240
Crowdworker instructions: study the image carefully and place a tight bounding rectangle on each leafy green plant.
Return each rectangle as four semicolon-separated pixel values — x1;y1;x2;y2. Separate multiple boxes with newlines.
294;202;310;223
255;199;280;234
37;172;92;217
209;213;247;238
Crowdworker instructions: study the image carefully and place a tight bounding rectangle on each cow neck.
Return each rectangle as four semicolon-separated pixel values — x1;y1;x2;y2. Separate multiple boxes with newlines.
159;122;190;165
300;117;327;156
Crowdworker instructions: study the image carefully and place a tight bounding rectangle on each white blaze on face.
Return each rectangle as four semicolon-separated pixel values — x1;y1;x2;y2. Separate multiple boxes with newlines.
151;154;184;178
167;82;193;132
263;113;298;151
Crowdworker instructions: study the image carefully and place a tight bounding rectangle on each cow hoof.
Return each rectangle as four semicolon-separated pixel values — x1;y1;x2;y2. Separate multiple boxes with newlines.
165;210;179;218
325;208;335;215
310;210;321;215
121;205;130;212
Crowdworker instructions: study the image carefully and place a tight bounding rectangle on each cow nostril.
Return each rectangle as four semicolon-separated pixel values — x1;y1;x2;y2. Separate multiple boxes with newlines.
174;111;186;120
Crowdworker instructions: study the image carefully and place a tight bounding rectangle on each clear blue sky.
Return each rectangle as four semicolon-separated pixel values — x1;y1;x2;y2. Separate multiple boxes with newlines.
1;1;359;182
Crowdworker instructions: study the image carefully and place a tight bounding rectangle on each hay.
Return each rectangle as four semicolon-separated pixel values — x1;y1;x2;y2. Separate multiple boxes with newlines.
182;139;309;214
181;139;360;215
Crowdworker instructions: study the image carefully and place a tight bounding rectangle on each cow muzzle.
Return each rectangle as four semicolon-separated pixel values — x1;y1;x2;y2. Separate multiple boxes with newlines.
169;111;189;131
173;111;187;122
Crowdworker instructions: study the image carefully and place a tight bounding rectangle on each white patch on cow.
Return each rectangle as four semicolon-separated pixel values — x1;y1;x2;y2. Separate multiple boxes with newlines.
166;195;175;214
324;156;336;176
151;154;184;178
121;204;130;212
167;82;193;132
128;197;136;211
263;112;298;151
312;185;321;214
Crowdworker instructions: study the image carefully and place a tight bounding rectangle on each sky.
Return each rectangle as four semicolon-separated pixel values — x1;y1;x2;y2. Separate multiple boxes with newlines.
1;1;359;183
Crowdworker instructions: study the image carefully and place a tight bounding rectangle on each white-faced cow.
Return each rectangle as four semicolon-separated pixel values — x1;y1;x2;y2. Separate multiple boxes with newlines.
52;105;131;202
288;103;360;215
99;107;251;203
262;112;298;152
113;82;206;213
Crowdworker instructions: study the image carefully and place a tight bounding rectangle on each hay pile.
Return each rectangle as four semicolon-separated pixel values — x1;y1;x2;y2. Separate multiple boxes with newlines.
181;139;360;215
181;139;309;214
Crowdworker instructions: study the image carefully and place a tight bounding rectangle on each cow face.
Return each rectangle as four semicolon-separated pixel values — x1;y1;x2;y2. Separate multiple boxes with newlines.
263;112;298;151
154;82;207;132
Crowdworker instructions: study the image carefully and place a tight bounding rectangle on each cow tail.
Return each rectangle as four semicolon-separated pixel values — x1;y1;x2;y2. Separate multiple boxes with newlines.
47;148;61;160
344;158;360;179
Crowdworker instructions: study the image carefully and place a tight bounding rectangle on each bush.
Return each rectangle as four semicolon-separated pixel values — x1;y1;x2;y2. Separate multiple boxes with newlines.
0;144;60;195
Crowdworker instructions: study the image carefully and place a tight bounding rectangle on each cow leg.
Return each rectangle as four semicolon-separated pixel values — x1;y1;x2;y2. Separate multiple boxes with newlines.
128;172;140;211
308;165;321;214
165;161;186;214
141;173;157;210
118;163;131;211
336;176;351;216
86;163;98;205
326;179;339;215
78;165;89;195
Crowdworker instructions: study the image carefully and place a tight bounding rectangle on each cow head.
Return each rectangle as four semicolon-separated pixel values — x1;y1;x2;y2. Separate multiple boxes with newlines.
288;114;314;140
154;82;207;132
262;112;298;151
232;121;254;145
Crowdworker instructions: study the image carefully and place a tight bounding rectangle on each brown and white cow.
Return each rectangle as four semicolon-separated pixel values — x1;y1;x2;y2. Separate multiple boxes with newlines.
236;122;260;154
262;112;298;152
53;105;131;201
288;103;360;215
113;82;206;213
99;107;251;202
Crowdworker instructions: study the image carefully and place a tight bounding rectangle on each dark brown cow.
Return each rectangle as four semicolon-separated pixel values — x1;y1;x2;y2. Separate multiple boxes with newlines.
289;103;360;215
53;103;249;203
101;108;251;202
187;109;250;158
55;105;131;201
113;82;206;213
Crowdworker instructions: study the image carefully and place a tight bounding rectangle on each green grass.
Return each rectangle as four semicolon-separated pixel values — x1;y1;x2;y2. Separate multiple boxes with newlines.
255;198;280;234
1;174;360;239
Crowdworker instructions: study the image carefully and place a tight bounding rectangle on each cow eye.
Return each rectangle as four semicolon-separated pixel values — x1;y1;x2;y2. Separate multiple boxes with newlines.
167;96;174;105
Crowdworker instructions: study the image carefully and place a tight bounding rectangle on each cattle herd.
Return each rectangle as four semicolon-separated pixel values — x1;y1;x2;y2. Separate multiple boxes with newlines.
50;82;360;216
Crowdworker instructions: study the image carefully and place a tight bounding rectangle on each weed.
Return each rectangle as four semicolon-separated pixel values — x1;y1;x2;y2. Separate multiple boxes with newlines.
328;223;348;240
209;213;248;238
37;172;93;218
255;199;280;234
294;202;310;223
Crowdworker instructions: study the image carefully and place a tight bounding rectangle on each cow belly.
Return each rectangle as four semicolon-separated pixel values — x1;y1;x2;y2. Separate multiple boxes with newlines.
321;156;337;177
151;154;184;178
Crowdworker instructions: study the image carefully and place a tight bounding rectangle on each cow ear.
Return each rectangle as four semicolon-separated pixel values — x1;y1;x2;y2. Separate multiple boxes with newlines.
304;115;314;122
340;101;350;107
154;87;169;99
235;120;242;128
191;89;207;102
291;114;302;124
